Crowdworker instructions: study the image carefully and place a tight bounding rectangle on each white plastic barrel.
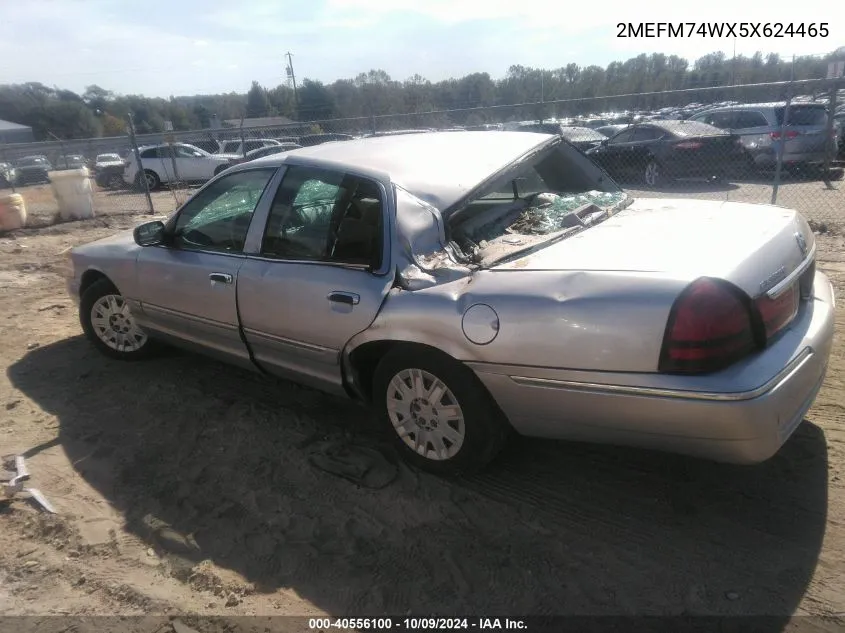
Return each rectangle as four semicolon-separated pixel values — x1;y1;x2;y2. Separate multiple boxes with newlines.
49;168;95;220
0;192;26;231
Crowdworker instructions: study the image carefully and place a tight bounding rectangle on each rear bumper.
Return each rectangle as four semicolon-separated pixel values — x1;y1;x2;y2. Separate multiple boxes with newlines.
469;271;836;464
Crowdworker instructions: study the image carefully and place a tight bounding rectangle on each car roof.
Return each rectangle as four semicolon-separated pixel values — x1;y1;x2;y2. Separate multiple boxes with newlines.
559;126;605;136
639;119;725;135
698;101;825;113
243;131;554;211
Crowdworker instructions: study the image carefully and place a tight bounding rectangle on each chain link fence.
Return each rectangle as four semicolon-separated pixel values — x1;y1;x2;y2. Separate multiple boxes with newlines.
2;78;844;233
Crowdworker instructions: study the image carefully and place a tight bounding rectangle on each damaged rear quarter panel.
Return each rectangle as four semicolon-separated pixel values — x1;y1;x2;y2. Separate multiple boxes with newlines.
351;265;687;373
348;182;688;374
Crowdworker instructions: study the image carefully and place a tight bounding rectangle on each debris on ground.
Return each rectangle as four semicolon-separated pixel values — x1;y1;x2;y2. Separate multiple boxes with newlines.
1;454;56;513
307;439;398;489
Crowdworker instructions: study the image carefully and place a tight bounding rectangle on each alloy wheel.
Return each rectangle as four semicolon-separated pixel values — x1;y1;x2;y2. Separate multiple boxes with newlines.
89;294;147;353
385;368;466;461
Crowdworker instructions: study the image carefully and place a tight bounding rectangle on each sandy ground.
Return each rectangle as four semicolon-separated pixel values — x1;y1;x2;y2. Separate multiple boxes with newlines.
0;181;844;631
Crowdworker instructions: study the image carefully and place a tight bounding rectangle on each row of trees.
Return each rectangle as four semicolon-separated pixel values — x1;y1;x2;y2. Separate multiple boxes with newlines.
0;51;839;141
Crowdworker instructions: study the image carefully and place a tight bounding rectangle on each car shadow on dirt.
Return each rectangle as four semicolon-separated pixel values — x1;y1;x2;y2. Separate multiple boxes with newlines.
7;336;829;621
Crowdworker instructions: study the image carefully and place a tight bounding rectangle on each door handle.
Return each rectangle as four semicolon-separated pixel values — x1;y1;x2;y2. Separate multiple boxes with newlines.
327;291;360;305
209;272;233;284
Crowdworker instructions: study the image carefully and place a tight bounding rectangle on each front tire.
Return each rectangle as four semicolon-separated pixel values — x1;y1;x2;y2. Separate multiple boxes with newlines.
372;346;511;476
80;278;157;361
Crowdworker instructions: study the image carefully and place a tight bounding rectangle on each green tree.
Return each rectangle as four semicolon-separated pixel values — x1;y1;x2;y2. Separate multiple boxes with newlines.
245;81;270;118
297;79;336;120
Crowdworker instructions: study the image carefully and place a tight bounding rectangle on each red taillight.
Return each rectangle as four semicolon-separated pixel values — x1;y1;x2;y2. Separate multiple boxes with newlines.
674;141;703;149
659;278;758;374
771;130;800;140
754;283;799;340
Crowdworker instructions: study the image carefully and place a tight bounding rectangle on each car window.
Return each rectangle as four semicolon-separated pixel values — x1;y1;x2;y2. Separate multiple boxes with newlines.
140;147;161;159
695;111;733;129
777;105;827;127
261;166;384;268
633;127;662;141
221;141;239;153
173;145;205;158
732;111;768;129
608;129;636;144
243;141;265;152
171;168;276;253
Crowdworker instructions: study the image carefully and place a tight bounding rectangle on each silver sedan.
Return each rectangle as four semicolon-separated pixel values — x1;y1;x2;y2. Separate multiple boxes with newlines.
65;131;836;475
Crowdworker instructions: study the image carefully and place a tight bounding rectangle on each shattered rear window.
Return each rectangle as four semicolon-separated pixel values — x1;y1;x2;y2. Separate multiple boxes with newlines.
449;143;628;263
469;191;626;242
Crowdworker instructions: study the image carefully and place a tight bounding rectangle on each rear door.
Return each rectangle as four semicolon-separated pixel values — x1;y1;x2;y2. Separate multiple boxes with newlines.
237;164;394;395
140;147;168;183
728;110;771;157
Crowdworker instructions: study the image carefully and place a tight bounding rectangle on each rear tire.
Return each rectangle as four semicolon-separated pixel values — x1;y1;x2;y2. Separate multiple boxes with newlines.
372;346;511;476
644;160;664;187
80;278;159;361
137;169;160;191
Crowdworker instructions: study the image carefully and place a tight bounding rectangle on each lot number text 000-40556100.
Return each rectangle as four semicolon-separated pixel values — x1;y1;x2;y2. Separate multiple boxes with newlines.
617;22;830;38
307;618;528;630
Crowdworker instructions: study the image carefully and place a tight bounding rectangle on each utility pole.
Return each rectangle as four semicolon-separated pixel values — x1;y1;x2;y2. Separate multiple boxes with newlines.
285;52;298;113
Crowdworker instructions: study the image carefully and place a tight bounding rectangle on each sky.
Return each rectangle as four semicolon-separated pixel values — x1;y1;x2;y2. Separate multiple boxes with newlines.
0;0;841;98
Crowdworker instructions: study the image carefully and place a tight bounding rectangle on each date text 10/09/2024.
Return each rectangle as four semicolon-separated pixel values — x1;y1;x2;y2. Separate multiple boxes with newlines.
308;618;527;630
617;22;829;38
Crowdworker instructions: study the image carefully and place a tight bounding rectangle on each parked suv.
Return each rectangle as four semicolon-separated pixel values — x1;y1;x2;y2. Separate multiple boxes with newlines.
124;144;239;189
15;155;52;184
689;102;836;171
216;138;281;156
93;153;127;189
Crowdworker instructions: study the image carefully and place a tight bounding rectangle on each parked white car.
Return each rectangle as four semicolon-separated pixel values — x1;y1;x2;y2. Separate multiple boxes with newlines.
124;144;240;189
216;138;281;156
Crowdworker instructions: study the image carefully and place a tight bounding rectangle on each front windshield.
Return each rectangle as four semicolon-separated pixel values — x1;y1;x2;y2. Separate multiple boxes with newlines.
449;143;629;265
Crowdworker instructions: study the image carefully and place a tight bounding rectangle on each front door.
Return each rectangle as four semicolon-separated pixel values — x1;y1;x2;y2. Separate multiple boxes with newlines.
237;165;394;394
134;166;279;368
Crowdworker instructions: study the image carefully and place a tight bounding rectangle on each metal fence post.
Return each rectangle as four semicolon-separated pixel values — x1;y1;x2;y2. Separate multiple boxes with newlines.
822;80;838;189
127;113;155;215
165;137;183;206
239;116;247;159
770;92;792;206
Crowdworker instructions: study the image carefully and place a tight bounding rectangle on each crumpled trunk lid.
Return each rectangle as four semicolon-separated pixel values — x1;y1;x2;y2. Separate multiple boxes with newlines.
493;198;814;299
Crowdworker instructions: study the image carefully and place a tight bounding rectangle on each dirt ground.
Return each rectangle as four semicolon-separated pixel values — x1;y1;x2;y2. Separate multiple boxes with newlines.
1;183;845;631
